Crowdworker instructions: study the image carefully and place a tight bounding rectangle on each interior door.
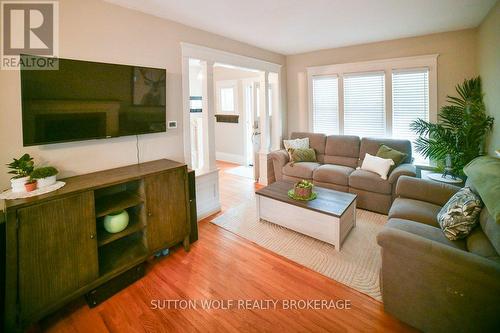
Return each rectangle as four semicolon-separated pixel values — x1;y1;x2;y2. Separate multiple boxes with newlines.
145;167;189;253
17;191;98;323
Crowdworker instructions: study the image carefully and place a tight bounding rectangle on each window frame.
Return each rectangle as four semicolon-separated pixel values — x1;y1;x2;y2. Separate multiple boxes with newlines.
216;80;238;114
307;54;438;138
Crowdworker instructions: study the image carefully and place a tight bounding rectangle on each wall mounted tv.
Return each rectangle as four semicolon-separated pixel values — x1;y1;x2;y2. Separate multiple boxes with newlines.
20;55;167;146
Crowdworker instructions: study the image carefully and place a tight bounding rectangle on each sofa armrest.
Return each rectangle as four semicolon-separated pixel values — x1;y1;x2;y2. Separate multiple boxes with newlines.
377;222;500;332
377;223;500;279
395;175;460;206
388;163;416;184
269;149;289;181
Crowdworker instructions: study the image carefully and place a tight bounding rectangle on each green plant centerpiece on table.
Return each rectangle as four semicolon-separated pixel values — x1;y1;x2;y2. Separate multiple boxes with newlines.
411;77;494;177
7;153;34;193
30;166;59;188
288;179;317;201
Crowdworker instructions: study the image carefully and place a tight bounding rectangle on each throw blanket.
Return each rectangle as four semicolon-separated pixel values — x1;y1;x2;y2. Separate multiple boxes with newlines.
464;156;500;223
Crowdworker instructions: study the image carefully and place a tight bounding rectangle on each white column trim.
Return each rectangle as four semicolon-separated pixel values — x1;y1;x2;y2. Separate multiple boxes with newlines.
181;56;192;168
181;42;282;73
204;60;217;172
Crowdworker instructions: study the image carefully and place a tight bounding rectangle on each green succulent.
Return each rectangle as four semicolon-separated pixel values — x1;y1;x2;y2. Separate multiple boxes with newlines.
296;180;313;189
7;153;34;179
30;166;59;180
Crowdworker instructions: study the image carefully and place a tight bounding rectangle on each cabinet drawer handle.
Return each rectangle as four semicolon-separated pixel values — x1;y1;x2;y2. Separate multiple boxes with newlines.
148;211;152;217
90;233;95;239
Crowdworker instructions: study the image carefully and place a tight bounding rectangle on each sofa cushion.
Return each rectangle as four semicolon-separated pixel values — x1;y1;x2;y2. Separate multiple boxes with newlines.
289;148;317;163
323;135;360;168
437;187;482;240
388;198;441;228
313;164;355;186
464;156;500;223
386;218;467;250
466;227;499;259
376;144;407;170
283;137;309;159
360;153;394;180
291;132;326;163
349;169;392;194
282;162;320;179
359;137;412;166
479;206;500;255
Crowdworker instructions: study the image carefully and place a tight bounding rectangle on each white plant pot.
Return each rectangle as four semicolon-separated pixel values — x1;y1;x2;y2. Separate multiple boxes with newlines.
11;176;29;193
37;175;57;188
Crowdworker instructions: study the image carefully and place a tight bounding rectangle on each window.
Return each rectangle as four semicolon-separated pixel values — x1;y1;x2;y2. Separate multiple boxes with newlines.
312;76;338;135
308;55;436;163
220;87;235;113
344;72;385;137
392;69;429;163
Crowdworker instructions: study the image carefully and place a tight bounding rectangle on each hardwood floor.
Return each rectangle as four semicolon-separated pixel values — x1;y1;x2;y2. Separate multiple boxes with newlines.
39;161;415;333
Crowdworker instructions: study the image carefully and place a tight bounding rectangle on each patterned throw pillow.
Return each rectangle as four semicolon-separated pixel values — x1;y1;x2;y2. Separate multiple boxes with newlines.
288;148;317;164
437;187;483;240
283;138;309;159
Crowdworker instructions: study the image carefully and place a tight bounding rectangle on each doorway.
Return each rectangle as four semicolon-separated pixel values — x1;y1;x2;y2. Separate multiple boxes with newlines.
182;43;282;219
213;64;262;181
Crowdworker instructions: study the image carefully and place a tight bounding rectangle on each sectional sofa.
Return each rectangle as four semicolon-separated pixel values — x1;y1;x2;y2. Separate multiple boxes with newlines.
269;132;415;214
378;175;500;332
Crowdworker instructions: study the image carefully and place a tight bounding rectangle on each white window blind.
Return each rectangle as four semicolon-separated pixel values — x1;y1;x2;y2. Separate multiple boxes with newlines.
392;69;429;163
344;72;385;137
312;75;338;135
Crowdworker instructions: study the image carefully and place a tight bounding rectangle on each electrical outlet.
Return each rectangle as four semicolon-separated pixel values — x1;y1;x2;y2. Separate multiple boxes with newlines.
167;121;177;129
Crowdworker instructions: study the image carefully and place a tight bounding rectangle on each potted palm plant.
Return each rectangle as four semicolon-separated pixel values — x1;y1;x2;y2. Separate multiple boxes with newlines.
30;166;59;188
411;77;494;177
7;153;34;193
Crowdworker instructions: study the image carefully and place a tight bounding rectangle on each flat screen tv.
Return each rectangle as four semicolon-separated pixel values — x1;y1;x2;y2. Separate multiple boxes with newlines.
20;55;167;146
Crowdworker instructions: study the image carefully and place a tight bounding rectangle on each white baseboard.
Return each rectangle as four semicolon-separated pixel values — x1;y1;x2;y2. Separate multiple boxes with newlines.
215;152;245;165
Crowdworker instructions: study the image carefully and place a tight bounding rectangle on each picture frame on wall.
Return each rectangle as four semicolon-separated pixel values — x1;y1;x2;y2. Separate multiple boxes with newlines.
132;67;166;106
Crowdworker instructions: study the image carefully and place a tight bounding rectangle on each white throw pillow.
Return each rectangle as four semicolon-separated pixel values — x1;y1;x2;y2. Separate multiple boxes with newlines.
283;137;309;159
360;153;395;180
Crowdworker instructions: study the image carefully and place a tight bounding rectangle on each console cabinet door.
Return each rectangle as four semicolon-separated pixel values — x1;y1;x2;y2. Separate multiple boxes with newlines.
145;168;189;253
17;191;98;323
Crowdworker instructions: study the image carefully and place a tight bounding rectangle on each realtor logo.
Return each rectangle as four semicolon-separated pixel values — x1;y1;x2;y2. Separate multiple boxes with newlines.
1;0;59;70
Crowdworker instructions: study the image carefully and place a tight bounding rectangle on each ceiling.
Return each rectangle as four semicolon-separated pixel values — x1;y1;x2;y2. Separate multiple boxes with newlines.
104;0;497;55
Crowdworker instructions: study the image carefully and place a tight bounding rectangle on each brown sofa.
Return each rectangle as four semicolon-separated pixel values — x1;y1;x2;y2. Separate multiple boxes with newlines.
269;132;415;214
377;176;500;332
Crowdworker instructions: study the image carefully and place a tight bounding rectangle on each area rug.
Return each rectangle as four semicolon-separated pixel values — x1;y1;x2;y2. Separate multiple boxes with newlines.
211;201;386;301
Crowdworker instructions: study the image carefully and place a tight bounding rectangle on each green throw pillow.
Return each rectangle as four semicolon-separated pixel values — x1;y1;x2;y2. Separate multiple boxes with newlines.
288;148;317;164
376;145;407;168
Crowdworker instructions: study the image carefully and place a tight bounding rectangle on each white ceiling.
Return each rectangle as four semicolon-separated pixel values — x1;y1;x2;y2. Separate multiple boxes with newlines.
104;0;497;55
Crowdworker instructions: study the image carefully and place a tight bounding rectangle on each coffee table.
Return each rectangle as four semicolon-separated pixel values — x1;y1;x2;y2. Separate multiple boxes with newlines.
255;181;357;251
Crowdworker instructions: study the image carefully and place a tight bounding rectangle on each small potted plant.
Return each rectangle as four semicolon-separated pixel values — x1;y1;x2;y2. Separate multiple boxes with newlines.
294;179;313;199
30;166;59;188
7;153;34;193
24;179;37;192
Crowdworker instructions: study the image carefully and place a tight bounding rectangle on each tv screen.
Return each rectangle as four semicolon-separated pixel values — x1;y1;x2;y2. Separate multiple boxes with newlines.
20;55;167;146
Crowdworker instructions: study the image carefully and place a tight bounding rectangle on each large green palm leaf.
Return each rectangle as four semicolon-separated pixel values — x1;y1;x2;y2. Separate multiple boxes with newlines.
411;77;494;175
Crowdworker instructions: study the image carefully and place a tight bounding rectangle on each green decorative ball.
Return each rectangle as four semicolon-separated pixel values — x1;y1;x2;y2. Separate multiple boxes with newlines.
103;210;129;233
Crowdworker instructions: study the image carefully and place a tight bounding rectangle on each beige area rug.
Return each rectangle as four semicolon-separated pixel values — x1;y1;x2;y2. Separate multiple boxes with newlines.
211;201;386;301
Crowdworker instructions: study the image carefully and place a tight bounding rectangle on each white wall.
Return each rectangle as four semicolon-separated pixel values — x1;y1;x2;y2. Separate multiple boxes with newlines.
0;0;285;191
478;2;500;155
213;67;259;165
